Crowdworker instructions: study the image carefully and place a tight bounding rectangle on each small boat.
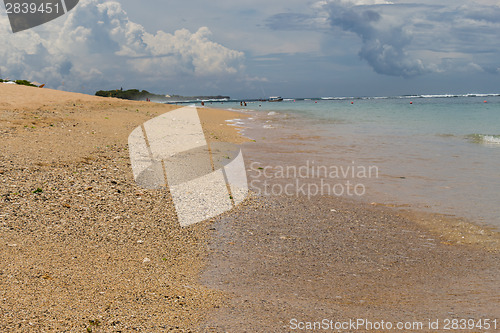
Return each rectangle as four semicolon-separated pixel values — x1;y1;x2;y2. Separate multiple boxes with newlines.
269;96;283;102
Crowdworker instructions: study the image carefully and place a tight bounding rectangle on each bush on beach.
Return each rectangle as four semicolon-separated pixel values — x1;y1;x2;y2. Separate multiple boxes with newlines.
0;78;38;86
14;80;37;87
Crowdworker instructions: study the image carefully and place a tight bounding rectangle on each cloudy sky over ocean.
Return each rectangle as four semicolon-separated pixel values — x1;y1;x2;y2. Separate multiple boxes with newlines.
1;0;500;98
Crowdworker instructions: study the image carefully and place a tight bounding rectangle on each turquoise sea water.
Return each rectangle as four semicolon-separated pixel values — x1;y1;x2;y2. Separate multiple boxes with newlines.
221;95;500;229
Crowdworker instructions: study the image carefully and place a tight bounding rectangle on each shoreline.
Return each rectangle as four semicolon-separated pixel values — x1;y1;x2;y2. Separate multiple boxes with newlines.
199;103;500;330
219;101;500;235
1;85;498;331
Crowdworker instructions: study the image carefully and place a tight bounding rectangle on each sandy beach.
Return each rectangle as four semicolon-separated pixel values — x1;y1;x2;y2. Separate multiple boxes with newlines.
1;84;499;332
0;84;243;331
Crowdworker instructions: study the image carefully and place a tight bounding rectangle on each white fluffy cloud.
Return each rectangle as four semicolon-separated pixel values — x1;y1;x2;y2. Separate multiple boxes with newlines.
0;0;245;92
141;27;244;76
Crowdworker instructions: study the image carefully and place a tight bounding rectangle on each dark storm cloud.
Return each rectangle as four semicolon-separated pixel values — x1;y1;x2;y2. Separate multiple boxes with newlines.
324;1;429;77
266;0;500;78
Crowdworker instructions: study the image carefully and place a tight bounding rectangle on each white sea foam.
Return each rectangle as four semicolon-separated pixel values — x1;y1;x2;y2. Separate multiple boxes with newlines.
321;96;355;100
226;119;247;127
420;94;458;98
418;93;500;99
466;134;500;146
482;135;500;144
296;92;500;101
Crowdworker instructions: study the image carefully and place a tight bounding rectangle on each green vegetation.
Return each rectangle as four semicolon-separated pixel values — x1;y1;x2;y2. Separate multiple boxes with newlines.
0;78;38;86
95;88;156;101
15;79;37;87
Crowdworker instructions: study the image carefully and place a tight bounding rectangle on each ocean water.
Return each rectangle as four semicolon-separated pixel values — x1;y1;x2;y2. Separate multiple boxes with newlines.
221;95;500;229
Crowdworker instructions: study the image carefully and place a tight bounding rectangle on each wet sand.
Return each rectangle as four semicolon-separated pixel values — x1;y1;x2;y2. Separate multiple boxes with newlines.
201;194;499;331
199;107;500;332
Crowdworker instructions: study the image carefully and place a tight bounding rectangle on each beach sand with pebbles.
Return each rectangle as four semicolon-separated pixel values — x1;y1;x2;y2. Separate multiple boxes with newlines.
0;83;243;332
1;83;499;332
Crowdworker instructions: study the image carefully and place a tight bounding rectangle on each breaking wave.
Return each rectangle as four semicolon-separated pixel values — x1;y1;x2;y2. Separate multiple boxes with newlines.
466;134;500;145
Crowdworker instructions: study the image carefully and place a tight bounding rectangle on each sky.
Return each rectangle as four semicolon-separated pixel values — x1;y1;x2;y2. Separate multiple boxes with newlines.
1;0;500;98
